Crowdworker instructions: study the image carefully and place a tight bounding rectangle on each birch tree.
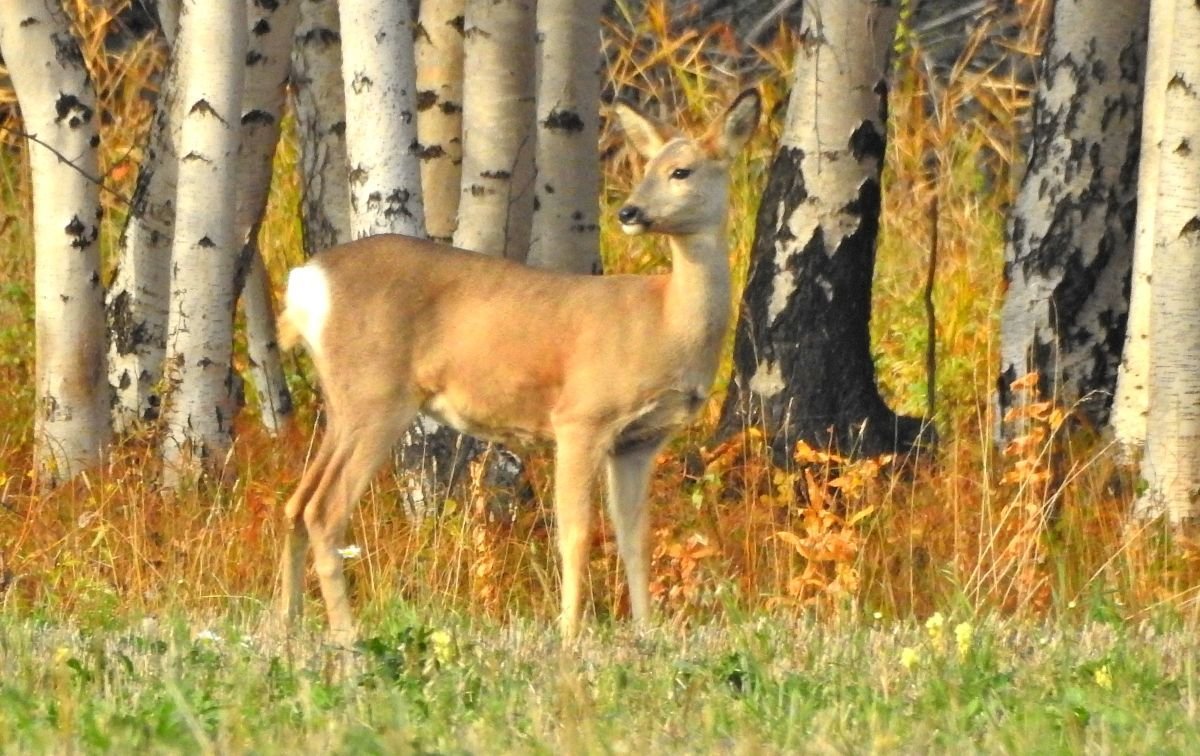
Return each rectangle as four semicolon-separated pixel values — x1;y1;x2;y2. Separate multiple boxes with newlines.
291;0;351;254
237;0;300;434
106;30;182;432
416;0;465;244
339;0;425;239
453;0;536;260
528;0;602;273
1113;0;1172;453
160;0;247;483
0;0;110;484
1135;0;1200;523
997;0;1147;436
718;0;923;459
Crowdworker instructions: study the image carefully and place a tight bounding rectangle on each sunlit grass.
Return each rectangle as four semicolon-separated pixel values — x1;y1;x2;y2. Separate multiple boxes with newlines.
2;0;1199;704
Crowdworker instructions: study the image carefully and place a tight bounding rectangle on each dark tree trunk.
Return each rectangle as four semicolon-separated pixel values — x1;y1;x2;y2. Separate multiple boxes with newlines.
718;0;925;461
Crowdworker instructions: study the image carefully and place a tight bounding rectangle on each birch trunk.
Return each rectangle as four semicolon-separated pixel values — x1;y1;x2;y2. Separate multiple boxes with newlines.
718;0;924;460
291;0;351;255
416;0;465;244
1135;0;1200;523
338;0;425;239
1113;0;1172;453
155;0;181;44
237;0;300;435
528;0;602;273
453;0;536;260
106;44;182;432
997;0;1147;438
0;0;111;484
160;0;248;484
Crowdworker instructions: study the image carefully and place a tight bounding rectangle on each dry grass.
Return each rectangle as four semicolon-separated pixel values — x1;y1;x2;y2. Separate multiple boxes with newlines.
2;0;1199;638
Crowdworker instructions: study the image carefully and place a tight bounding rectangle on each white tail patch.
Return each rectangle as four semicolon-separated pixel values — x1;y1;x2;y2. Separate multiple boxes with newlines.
284;264;331;360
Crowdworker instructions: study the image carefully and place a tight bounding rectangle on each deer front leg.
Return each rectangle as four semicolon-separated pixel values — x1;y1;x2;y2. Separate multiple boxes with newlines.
605;443;659;624
553;432;601;638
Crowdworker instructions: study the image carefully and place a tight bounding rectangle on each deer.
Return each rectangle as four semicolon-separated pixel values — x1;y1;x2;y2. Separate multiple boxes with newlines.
276;89;761;644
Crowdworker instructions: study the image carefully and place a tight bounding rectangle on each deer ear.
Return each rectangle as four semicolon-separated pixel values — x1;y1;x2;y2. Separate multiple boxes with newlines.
715;89;761;158
614;101;675;158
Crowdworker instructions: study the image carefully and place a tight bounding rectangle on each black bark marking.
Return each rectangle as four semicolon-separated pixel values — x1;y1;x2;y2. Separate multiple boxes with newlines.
300;27;339;47
448;15;465;34
254;0;280;11
351;72;373;94
241;109;275;127
53;94;94;129
50;32;85;68
246;50;266;66
542;109;585;133
188;99;229;126
64;215;97;249
107;289;149;356
439;100;462;115
252;19;271;36
480;169;511;180
415;142;446;160
847;121;885;162
197;236;216;248
1182;216;1200;238
19;16;38;27
417;90;438;111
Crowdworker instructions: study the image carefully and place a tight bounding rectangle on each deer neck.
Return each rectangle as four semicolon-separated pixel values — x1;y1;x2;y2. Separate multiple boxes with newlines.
664;228;731;368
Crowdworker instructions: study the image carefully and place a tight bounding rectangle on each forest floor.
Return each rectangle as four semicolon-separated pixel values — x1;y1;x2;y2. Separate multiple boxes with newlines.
4;2;1200;752
3;606;1200;753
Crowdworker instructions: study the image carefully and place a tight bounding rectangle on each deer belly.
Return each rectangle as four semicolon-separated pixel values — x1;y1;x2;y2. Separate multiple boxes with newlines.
612;388;707;454
422;392;545;444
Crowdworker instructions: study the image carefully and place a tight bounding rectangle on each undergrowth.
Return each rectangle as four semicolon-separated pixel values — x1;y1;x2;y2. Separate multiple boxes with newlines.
2;0;1199;650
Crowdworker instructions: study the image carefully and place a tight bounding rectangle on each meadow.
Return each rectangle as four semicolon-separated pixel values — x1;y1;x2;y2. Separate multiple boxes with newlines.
2;1;1199;751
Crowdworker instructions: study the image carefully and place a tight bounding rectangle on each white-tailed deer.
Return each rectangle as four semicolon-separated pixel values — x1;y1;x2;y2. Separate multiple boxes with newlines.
277;90;760;642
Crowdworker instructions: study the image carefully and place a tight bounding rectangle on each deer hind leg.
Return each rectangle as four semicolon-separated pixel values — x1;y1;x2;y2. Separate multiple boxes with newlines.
303;405;417;646
278;430;338;626
605;441;661;625
552;429;604;639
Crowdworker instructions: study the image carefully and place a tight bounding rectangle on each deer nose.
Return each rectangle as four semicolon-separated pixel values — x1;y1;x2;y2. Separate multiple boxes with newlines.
618;205;642;225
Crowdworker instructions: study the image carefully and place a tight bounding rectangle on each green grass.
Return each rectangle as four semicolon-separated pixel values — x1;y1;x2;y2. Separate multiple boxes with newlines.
1;608;1197;753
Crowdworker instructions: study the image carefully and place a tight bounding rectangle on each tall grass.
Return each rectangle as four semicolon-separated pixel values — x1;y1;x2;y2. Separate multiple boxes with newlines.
1;0;1198;643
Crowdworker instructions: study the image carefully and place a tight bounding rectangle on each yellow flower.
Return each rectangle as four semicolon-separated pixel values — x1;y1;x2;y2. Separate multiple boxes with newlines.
954;622;973;659
925;612;946;647
430;629;456;665
900;646;921;670
1094;665;1113;691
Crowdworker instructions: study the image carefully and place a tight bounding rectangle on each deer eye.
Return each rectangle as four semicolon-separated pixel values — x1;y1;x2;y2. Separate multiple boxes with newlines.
669;167;693;180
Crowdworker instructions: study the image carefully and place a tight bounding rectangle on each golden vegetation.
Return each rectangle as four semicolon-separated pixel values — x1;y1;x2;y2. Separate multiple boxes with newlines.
2;0;1198;634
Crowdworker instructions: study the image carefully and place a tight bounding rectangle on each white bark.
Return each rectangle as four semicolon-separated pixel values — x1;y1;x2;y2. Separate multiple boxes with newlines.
291;0;351;254
453;0;536;259
338;0;425;238
0;0;111;484
106;48;183;432
1113;0;1172;453
1135;0;1200;523
997;0;1146;437
161;0;248;484
238;0;300;435
528;0;602;273
416;0;465;243
156;0;181;45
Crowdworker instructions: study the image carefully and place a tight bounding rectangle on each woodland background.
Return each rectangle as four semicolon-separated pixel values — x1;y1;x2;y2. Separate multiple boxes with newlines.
1;0;1199;751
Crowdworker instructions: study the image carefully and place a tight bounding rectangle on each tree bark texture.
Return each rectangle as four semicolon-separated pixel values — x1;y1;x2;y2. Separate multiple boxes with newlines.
1113;0;1171;453
1135;0;1200;523
338;0;425;239
0;0;111;484
453;0;536;260
997;0;1147;438
528;0;603;273
237;0;300;435
106;43;183;432
415;0;465;244
160;0;248;484
290;0;351;255
718;0;923;460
